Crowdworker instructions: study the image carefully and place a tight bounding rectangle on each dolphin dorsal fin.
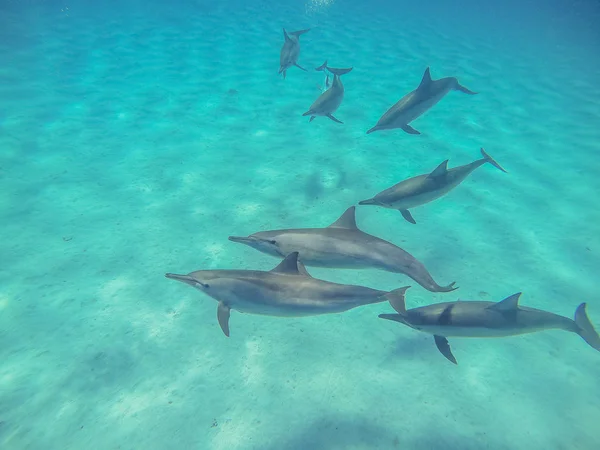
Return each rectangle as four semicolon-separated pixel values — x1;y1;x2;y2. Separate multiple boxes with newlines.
488;293;522;312
327;206;358;229
283;28;292;42
427;160;449;178
296;261;313;278
270;252;303;275
418;67;433;90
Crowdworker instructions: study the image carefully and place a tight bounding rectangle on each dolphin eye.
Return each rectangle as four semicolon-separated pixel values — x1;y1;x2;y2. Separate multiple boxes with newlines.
196;281;210;289
268;240;277;245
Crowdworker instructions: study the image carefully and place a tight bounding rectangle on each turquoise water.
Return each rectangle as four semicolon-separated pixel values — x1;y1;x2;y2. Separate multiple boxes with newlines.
1;0;599;448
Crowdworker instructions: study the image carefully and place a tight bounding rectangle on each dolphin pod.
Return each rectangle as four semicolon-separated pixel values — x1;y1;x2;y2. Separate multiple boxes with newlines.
163;27;599;368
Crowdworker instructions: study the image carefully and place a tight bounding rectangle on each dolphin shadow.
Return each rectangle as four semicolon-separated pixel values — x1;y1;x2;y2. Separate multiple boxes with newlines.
260;417;400;450
260;415;488;450
388;333;437;362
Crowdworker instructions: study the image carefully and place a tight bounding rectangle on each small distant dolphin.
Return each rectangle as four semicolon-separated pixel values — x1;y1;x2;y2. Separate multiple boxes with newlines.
279;28;310;79
302;61;353;123
228;206;457;293
358;148;507;224
366;67;477;135
166;252;408;337
378;288;600;364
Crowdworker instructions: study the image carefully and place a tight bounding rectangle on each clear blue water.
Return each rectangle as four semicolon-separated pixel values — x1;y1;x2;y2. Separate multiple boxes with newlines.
1;0;599;448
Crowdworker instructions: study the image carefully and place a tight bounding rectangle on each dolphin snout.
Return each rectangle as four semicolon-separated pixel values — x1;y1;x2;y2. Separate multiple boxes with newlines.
228;236;253;243
166;273;209;288
358;198;378;206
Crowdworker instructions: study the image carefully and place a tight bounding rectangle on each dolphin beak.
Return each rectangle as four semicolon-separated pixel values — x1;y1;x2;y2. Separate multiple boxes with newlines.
165;273;201;287
228;236;253;244
358;198;378;206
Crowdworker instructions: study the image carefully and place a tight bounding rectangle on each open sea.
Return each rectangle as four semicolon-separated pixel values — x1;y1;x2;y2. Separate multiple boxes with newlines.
1;0;599;449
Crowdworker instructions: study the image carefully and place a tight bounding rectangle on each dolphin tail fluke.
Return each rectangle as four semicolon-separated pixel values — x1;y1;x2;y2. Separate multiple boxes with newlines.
455;80;477;95
302;109;314;117
327;67;353;76
437;281;459;293
358;198;378;206
480;148;508;173
384;286;410;314
290;28;310;37
575;303;600;352
315;60;328;72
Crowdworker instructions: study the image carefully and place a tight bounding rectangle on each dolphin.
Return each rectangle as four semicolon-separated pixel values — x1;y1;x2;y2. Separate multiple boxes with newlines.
366;67;477;135
279;28;310;79
228;206;457;293
379;288;600;364
302;61;353;123
358;148;507;224
166;252;409;337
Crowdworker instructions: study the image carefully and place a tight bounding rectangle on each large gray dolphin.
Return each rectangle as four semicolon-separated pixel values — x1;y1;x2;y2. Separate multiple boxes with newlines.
302;61;353;123
366;67;477;135
279;28;310;79
379;288;600;364
166;252;408;337
359;148;507;224
228;206;457;293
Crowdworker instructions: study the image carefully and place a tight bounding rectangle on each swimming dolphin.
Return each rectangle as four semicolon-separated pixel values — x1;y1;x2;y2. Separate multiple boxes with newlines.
228;206;456;293
279;28;310;79
366;67;477;135
303;61;353;123
358;148;507;224
379;289;600;364
165;252;409;337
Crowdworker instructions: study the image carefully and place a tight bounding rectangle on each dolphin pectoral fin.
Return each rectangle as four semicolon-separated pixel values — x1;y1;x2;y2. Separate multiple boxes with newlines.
309;116;316;122
295;63;308;71
327;113;343;124
401;124;421;135
384;286;410;314
400;209;417;224
366;126;379;134
434;335;457;364
217;302;231;337
574;303;600;352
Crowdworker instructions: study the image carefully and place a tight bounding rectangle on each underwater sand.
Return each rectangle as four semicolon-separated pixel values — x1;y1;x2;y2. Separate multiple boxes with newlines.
1;0;599;449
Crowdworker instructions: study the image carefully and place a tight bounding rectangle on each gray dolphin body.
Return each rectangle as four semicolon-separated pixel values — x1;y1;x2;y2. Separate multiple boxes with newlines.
303;62;353;123
359;148;507;224
279;28;310;78
366;67;477;135
228;206;456;293
166;252;407;337
379;289;600;364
